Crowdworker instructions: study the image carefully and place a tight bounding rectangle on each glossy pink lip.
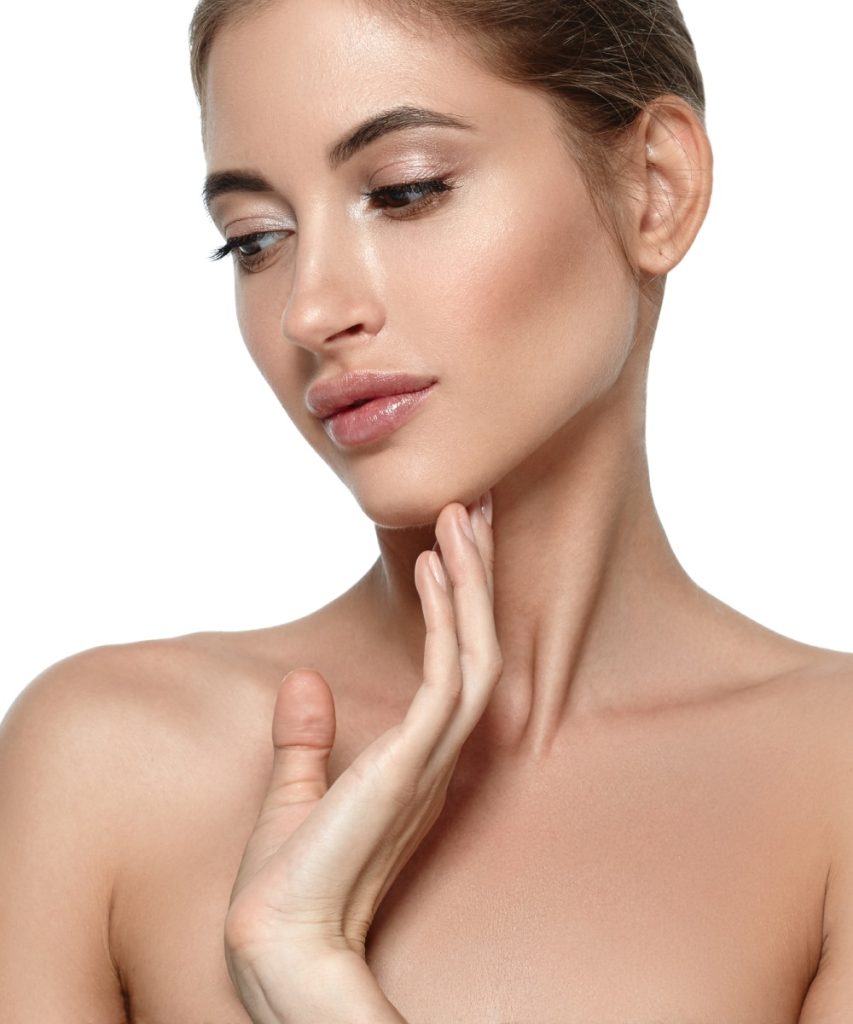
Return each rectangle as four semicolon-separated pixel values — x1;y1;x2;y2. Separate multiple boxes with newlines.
305;370;438;420
324;385;437;447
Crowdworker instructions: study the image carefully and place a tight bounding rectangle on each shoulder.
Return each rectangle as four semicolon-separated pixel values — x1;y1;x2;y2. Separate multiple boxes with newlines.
755;649;853;769
785;651;853;1017
0;630;291;1019
726;648;853;859
1;628;292;815
6;623;299;717
0;629;305;912
775;649;853;741
4;631;254;737
798;653;853;835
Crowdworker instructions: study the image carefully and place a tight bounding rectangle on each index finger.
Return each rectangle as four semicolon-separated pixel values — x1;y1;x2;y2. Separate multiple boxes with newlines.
400;501;502;771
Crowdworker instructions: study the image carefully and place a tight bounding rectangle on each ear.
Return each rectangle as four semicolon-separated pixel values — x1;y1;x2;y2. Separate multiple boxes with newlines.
624;95;713;277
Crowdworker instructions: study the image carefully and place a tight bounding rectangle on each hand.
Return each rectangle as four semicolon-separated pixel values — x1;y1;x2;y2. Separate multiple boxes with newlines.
223;492;501;1023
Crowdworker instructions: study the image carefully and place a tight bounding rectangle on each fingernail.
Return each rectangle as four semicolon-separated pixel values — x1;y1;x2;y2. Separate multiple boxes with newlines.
469;497;484;532
480;490;493;526
456;504;475;542
429;550;447;590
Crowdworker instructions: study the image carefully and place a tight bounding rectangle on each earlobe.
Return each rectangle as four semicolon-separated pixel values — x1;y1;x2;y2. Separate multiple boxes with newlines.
632;96;713;277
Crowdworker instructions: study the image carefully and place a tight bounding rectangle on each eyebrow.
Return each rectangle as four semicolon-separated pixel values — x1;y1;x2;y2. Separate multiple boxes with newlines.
201;103;475;212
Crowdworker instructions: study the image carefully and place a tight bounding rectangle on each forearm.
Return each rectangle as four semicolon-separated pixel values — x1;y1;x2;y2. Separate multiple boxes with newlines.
234;949;409;1024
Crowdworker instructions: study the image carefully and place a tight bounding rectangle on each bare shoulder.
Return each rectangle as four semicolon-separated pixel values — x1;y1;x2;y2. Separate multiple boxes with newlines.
0;626;301;901
767;650;853;874
0;626;302;833
0;627;299;1021
793;648;853;813
771;646;853;731
751;645;853;764
5;628;275;738
21;623;302;751
771;649;853;1018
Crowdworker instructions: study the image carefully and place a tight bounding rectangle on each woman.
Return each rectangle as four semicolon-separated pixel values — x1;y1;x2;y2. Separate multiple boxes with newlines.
1;0;851;1020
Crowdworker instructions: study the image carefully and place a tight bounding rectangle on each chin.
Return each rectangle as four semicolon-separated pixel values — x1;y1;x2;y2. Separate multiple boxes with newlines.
354;488;456;532
345;459;484;531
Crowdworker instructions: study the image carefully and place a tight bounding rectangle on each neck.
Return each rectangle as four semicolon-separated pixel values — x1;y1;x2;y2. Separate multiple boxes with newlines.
362;336;784;758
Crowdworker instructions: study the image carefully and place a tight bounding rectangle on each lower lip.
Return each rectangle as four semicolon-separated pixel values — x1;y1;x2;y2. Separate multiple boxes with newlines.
323;385;436;447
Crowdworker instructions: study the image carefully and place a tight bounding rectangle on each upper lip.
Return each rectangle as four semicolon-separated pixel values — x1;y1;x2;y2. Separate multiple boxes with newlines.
305;370;438;419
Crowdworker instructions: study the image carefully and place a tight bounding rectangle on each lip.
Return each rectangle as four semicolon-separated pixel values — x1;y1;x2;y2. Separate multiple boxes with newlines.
305;370;438;420
323;384;437;447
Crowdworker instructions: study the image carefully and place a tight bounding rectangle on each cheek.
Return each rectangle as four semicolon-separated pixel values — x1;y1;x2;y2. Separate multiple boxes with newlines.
400;173;637;429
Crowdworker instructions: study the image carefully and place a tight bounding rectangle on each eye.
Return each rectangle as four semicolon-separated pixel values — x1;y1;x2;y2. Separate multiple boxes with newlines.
364;176;457;219
207;177;456;273
208;230;288;271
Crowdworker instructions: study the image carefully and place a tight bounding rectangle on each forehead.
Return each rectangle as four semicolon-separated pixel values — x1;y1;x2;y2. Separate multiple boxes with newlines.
202;0;563;169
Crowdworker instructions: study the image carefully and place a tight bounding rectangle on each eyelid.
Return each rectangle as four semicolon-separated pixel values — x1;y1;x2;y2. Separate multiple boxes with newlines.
367;155;450;187
209;174;458;269
214;166;455;234
221;215;294;238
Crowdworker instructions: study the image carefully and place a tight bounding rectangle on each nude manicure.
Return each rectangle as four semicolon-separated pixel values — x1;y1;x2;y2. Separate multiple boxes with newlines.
457;505;475;541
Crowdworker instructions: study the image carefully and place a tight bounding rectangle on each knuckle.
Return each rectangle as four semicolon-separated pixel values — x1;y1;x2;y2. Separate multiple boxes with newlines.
268;775;323;806
445;672;465;702
460;645;502;681
428;607;456;631
463;552;488;578
365;754;422;810
223;901;267;957
422;670;463;703
452;569;484;596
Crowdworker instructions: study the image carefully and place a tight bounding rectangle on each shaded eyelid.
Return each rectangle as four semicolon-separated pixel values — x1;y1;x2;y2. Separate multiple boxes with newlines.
207;177;456;265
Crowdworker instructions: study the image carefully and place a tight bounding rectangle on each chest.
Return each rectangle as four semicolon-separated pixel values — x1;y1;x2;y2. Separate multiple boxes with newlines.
113;720;825;1024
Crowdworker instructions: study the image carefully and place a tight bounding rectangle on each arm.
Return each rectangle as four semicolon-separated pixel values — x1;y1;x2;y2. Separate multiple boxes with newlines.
0;651;129;1023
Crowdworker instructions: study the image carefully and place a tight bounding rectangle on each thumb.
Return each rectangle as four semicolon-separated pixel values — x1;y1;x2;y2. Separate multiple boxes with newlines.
266;668;336;814
241;669;337;874
227;670;338;928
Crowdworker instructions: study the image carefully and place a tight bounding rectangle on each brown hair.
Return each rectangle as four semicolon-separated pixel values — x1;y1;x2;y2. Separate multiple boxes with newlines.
189;0;706;277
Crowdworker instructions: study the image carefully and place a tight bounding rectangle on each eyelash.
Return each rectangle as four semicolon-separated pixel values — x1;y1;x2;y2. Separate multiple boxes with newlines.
208;176;457;272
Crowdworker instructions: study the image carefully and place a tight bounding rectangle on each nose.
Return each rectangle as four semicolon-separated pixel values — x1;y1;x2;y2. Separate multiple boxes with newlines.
279;218;385;352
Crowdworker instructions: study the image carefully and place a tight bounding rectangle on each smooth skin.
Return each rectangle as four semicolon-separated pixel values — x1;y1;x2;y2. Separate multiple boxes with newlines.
2;0;853;1021
226;497;499;1023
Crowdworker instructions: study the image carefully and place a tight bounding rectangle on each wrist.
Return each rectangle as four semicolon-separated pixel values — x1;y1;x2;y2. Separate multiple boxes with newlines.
316;953;409;1024
231;945;409;1024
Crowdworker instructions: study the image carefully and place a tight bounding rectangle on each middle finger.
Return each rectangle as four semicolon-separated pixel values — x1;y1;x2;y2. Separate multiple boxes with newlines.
431;501;503;755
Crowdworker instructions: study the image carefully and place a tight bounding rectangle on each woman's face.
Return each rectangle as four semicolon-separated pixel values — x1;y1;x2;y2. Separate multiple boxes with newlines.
203;0;641;527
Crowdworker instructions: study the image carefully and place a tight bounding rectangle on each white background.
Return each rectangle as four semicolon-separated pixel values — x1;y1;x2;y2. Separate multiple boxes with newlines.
2;1;851;720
